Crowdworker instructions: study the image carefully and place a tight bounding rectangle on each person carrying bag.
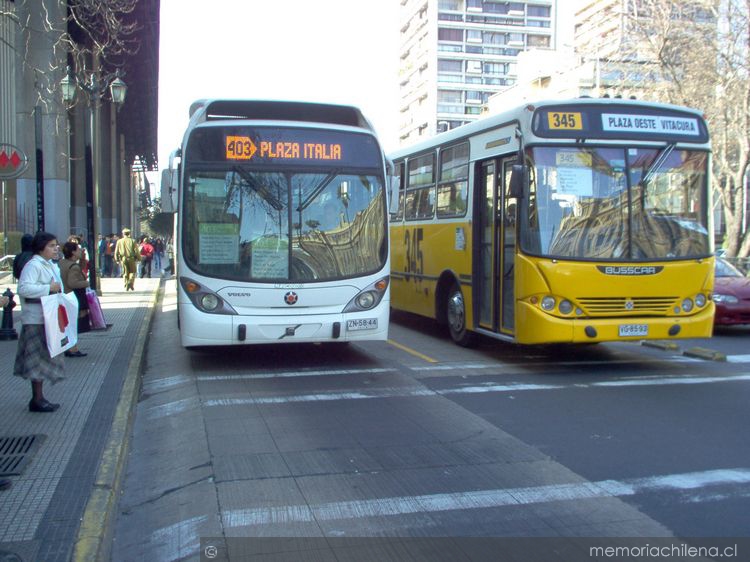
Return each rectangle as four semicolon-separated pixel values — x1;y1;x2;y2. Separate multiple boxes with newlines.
59;241;90;356
13;232;68;412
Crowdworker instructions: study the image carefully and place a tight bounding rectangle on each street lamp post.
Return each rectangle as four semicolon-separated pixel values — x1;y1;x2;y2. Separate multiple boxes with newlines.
61;68;127;293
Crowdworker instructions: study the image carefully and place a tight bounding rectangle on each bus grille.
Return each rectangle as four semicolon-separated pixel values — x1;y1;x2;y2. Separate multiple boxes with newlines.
578;297;677;315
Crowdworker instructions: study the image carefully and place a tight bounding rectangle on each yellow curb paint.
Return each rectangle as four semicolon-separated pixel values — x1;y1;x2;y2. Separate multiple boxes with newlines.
73;281;161;562
387;339;438;363
641;340;680;351
683;347;727;362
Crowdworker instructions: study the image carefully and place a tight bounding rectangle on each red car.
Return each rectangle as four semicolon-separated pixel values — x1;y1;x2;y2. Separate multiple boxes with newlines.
713;258;750;325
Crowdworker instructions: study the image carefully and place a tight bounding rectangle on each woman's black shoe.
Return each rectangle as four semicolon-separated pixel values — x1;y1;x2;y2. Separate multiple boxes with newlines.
64;350;87;357
29;399;60;412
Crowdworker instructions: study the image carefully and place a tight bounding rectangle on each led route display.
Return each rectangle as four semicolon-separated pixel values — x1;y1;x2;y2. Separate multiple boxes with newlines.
226;136;342;161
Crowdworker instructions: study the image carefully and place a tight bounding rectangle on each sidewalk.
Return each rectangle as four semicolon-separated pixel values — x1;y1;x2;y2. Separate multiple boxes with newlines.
0;275;162;562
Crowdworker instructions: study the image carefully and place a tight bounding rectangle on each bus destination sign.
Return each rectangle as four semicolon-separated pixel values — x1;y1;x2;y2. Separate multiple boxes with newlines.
601;113;700;137
226;135;342;162
533;104;708;143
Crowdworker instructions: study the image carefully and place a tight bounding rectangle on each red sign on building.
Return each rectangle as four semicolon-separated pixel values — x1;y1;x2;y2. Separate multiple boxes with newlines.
0;144;29;180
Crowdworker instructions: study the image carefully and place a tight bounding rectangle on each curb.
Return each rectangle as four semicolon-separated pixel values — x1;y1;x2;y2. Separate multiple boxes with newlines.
682;347;727;362
641;340;680;351
72;280;163;562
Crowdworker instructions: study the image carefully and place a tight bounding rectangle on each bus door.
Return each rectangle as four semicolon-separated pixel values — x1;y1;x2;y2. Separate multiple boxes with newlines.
476;157;517;335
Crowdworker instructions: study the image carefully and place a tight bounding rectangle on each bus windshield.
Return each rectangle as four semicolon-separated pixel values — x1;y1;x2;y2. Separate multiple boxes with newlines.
521;146;710;260
182;168;386;282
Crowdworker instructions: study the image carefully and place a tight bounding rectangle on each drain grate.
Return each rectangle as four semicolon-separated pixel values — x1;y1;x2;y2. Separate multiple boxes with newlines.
0;435;46;476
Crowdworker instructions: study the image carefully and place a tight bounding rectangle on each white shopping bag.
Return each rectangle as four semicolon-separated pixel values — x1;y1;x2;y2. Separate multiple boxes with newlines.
41;292;79;357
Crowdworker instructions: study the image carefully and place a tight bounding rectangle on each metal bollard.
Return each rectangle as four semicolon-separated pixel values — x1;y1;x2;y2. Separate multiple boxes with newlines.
0;287;18;340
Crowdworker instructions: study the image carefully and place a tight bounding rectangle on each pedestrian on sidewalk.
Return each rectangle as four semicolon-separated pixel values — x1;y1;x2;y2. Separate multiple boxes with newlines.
139;236;154;278
115;227;139;291
13;232;65;413
12;233;34;281
59;241;89;358
0;294;9;488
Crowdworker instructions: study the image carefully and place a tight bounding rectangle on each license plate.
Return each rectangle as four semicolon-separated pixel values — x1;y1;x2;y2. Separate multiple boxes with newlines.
619;324;648;337
347;318;378;331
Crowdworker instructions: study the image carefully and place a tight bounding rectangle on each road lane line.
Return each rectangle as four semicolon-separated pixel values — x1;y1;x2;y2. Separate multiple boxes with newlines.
220;468;750;527
387;339;439;363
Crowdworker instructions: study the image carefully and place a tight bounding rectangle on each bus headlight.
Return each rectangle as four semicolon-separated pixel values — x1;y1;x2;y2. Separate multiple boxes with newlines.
179;276;237;315
356;291;377;309
695;293;707;307
681;298;694;313
343;276;389;313
559;299;574;315
201;294;220;311
541;296;556;311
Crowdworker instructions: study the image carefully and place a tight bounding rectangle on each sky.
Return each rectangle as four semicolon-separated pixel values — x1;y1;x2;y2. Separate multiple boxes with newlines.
158;0;401;170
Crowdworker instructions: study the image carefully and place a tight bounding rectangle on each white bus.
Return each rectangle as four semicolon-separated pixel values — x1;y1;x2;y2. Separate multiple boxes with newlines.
162;100;390;347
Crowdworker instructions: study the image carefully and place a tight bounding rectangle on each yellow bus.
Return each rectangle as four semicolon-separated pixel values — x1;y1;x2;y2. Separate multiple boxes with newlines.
389;98;714;346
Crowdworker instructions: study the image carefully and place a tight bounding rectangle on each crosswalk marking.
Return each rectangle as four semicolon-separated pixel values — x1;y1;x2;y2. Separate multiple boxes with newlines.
220;468;750;527
202;372;750;407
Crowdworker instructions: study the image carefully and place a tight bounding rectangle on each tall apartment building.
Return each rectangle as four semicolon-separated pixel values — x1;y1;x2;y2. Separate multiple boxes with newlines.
398;0;557;146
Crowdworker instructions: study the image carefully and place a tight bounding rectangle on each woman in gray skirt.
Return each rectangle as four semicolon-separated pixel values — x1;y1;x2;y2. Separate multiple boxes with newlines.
14;232;65;412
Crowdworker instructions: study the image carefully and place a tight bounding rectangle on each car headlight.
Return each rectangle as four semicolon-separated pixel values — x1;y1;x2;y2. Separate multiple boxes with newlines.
713;293;739;304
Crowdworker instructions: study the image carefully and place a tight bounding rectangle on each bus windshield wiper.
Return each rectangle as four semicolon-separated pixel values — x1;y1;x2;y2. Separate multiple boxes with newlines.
641;142;676;186
232;166;284;211
297;169;341;212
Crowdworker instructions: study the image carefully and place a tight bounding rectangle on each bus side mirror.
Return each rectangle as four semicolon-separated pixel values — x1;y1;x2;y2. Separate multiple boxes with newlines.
509;164;526;199
388;176;401;215
160;168;178;213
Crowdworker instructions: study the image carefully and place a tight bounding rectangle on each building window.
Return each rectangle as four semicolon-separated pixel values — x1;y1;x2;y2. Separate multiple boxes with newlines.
484;31;506;45
438;0;463;9
466;60;482;74
438;59;463;72
527;34;550;48
528;5;551;17
438;89;463;103
438;28;464;41
467;29;482;43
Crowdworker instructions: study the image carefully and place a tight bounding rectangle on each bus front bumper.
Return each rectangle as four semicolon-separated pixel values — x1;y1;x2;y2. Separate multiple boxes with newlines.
515;302;715;344
179;304;389;347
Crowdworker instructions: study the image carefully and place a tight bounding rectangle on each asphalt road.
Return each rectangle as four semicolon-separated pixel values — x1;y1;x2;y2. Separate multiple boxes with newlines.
111;281;750;560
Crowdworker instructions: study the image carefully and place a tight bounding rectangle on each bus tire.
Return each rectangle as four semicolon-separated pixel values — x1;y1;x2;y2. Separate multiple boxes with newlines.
446;283;474;347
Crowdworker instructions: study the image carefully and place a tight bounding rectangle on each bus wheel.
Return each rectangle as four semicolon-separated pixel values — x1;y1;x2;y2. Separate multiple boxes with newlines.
447;283;474;347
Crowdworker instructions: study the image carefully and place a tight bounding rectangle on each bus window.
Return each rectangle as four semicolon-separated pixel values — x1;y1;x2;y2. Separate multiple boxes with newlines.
405;153;435;220
437;142;469;218
390;161;405;221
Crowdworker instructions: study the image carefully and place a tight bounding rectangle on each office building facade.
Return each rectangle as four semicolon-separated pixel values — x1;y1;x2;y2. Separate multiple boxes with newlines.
398;0;557;146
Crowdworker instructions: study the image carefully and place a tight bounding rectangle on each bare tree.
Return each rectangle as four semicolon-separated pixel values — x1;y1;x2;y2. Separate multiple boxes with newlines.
3;0;140;108
618;0;750;257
